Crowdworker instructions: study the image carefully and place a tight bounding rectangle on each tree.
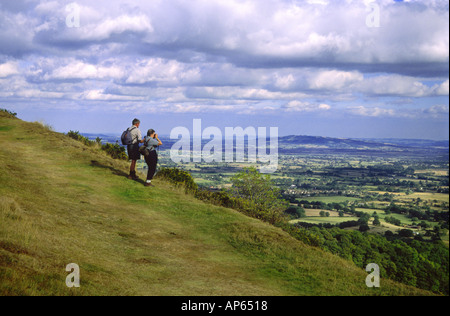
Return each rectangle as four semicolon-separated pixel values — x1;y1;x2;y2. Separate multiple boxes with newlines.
285;206;306;219
359;224;370;232
0;108;17;117
230;167;288;224
373;216;381;226
358;213;371;225
398;229;414;238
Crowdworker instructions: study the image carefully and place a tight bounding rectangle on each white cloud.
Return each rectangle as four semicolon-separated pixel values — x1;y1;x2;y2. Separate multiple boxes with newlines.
80;89;145;101
34;1;60;14
125;58;200;85
355;75;434;97
308;70;363;91
0;62;19;77
15;89;65;99
274;74;296;90
45;60;125;80
433;79;449;96
347;106;396;117
283;101;331;112
75;14;153;42
186;86;308;101
423;104;449;118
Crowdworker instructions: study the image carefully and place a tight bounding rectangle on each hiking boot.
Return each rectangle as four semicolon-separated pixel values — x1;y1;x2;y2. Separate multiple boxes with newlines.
128;171;139;180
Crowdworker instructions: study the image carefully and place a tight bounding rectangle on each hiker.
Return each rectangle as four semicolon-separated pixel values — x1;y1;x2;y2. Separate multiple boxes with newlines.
143;129;162;187
127;118;144;180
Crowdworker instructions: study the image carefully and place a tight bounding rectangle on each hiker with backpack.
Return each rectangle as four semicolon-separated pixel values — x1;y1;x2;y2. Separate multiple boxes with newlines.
122;118;144;180
142;129;162;187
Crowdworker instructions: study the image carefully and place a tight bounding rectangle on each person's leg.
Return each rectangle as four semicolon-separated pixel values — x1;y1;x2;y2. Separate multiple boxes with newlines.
144;155;151;181
127;143;140;179
145;151;158;186
130;160;136;173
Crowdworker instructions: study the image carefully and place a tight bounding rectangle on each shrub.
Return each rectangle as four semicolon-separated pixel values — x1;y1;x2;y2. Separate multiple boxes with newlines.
0;108;17;118
278;222;323;248
67;130;94;147
359;224;370;232
195;189;237;209
155;168;199;193
67;131;127;161
101;143;128;160
230;167;289;225
284;206;306;219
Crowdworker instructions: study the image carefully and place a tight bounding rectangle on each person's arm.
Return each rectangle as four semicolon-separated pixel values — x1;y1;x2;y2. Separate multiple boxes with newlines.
146;137;160;148
154;134;163;146
138;129;144;143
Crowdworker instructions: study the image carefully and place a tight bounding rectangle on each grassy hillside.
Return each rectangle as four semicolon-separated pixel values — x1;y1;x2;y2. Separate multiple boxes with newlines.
0;112;433;296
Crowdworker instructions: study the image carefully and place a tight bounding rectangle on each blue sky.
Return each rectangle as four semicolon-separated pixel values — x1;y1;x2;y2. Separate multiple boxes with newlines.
0;0;448;139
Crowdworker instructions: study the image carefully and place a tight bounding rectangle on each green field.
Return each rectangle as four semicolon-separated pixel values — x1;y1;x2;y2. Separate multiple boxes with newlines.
298;196;360;203
291;217;360;225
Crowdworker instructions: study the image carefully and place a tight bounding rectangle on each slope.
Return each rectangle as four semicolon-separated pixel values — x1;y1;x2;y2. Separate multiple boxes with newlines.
0;112;432;296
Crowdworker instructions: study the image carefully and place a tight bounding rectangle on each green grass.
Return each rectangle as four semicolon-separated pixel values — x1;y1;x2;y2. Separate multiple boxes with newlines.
298;196;360;203
290;217;360;225
0;126;14;132
0;112;433;296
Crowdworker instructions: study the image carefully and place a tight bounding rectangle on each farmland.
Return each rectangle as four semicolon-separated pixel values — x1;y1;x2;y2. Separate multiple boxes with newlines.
137;135;449;243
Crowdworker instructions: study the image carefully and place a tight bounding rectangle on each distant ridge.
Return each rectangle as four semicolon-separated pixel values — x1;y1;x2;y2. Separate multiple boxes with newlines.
82;132;449;149
280;135;449;149
354;138;449;149
80;132;449;158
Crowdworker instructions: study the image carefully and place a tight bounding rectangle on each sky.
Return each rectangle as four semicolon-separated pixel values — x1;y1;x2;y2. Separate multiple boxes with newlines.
0;0;448;140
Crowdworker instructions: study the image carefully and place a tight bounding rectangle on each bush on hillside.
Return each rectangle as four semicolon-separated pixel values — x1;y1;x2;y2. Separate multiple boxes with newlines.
67;130;127;161
0;108;17;118
155;168;199;193
101;143;128;160
67;130;94;147
230;167;289;224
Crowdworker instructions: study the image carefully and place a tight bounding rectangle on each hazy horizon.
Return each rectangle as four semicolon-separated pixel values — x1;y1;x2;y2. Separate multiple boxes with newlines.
77;128;450;142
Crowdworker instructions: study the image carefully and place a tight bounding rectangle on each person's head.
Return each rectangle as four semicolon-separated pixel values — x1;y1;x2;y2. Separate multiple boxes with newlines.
147;129;156;138
132;118;140;127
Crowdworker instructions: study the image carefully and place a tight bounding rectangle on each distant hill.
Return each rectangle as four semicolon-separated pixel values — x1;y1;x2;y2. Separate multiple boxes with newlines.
82;133;121;144
356;138;449;149
0;112;432;296
280;135;449;149
278;135;449;157
280;135;398;149
82;132;449;154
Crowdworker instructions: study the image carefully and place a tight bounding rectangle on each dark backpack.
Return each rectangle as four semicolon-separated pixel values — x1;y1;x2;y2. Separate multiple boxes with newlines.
139;137;151;157
121;126;137;146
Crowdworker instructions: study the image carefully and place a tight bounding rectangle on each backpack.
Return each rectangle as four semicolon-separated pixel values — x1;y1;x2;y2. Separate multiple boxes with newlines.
139;137;151;157
121;126;137;146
